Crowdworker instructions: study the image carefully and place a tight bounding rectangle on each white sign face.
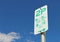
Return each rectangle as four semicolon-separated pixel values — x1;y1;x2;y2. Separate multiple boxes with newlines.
34;5;48;35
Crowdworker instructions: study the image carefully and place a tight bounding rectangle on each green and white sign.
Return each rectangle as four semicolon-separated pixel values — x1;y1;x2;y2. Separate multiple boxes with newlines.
34;5;48;35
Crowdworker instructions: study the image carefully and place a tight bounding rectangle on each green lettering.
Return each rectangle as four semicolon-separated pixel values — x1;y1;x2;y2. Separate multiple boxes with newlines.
36;24;40;28
42;28;45;31
36;10;41;17
35;18;40;23
41;8;46;14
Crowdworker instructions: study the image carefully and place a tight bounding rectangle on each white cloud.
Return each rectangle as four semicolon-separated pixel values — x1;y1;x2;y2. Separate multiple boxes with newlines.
0;32;20;42
25;38;35;42
26;39;35;42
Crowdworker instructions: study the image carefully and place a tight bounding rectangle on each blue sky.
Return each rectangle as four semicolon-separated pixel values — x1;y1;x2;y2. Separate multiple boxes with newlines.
0;0;60;42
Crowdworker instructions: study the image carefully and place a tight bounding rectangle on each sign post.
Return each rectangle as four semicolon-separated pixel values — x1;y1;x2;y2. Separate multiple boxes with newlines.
34;5;48;42
41;32;46;42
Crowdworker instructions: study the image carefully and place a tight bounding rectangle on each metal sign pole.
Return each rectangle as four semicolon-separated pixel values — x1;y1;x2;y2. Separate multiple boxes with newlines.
41;32;46;42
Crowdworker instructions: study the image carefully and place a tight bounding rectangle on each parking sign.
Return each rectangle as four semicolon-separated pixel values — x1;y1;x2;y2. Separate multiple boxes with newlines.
34;5;48;35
